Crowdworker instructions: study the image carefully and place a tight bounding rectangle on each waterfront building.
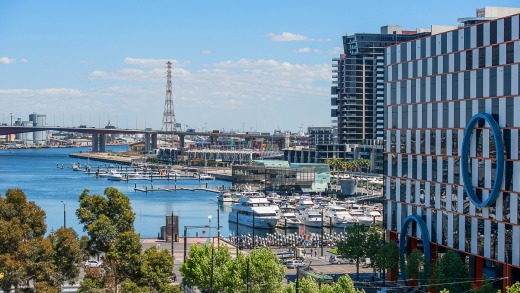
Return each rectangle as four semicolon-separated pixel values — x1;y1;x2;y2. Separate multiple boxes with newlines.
232;160;330;193
308;127;334;146
283;142;383;174
29;112;47;145
13;118;33;143
384;11;520;289
331;26;434;145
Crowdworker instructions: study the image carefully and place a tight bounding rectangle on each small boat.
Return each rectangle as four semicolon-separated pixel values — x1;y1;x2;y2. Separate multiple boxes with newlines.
199;173;215;180
107;171;123;181
298;209;322;228
217;191;239;203
72;163;82;171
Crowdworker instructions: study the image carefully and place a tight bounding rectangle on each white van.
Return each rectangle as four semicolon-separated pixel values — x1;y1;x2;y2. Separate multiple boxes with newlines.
286;259;303;269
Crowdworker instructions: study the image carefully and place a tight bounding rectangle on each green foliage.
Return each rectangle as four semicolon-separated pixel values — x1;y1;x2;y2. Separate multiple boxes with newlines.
0;189;81;292
473;275;497;293
180;244;285;293
506;282;520;293
76;187;135;254
337;223;370;279
247;248;286;293
139;246;175;291
49;227;83;285
432;250;470;292
76;188;174;293
284;275;364;293
405;249;424;282
374;242;399;273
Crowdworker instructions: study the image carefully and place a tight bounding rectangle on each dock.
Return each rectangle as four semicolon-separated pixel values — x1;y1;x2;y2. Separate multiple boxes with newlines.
133;185;220;193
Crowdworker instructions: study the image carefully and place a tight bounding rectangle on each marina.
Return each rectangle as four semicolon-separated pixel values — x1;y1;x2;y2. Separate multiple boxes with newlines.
0;146;384;241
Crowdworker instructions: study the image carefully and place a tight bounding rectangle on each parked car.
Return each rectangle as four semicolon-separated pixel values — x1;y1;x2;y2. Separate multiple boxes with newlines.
286;259;304;269
84;260;103;268
328;255;352;264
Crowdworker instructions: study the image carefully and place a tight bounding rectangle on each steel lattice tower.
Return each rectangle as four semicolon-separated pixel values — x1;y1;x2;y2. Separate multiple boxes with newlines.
161;61;177;138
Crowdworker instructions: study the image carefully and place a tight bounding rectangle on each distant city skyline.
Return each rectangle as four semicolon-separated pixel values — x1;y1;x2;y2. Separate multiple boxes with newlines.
1;0;518;132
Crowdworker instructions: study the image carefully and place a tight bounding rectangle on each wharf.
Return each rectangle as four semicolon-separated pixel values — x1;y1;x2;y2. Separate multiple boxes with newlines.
69;152;138;165
134;185;220;193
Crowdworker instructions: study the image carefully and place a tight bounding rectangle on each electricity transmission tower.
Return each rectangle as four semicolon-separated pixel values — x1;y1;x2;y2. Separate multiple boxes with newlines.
161;61;177;144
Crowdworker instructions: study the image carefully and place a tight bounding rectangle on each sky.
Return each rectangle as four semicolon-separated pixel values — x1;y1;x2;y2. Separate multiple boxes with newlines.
1;0;518;133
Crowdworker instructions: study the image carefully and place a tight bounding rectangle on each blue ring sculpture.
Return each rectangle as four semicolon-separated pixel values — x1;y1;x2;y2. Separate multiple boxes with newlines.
399;215;431;281
461;113;504;208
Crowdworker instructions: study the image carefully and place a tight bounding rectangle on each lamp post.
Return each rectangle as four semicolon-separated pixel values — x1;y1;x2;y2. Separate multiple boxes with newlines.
321;208;324;257
60;201;66;228
208;215;212;242
172;210;175;267
10;113;12;126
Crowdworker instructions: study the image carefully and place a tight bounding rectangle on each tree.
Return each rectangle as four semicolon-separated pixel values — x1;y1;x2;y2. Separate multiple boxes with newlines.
48;227;83;287
180;243;232;292
432;250;470;292
246;248;286;293
405;249;424;286
373;242;399;286
473;275;496;293
76;188;174;293
139;246;175;291
284;274;364;293
0;189;59;292
76;187;135;255
506;282;520;293
337;223;370;279
180;245;285;293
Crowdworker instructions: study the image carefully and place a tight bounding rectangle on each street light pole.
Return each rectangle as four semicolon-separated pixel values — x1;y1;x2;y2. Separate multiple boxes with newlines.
172;210;175;267
217;207;220;247
60;201;66;228
184;226;188;262
321;209;324;257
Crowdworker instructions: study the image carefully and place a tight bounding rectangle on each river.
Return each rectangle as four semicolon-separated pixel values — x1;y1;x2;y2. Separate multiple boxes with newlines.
0;146;236;239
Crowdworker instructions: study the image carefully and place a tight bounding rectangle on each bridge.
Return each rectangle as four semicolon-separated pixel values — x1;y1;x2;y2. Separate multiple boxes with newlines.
0;126;292;153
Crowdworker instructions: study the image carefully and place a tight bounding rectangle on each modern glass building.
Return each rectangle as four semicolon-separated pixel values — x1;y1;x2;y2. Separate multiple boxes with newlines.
232;160;330;193
332;26;431;145
384;13;520;289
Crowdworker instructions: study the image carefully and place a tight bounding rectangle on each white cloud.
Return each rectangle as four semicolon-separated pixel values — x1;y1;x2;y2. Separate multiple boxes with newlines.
123;57;191;68
0;57;17;64
267;32;309;42
0;88;82;97
19;58;28;63
294;47;322;54
80;60;89;65
327;47;343;54
201;50;212;55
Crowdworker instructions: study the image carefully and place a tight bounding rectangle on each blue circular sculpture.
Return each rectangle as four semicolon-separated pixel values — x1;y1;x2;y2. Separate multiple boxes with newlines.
461;113;504;208
399;215;431;281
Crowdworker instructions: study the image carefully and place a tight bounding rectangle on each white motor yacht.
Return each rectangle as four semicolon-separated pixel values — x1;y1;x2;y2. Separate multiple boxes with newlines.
323;205;358;228
228;196;279;229
217;191;239;203
107;170;123;181
277;207;302;229
298;208;322;228
295;197;315;211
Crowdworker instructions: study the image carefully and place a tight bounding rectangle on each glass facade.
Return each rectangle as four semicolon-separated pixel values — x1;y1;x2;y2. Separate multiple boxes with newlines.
385;14;520;286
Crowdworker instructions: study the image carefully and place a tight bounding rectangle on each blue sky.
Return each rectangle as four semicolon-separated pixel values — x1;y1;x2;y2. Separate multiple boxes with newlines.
1;0;518;132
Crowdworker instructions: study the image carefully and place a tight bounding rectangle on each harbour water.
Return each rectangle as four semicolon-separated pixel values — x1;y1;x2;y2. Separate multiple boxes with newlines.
0;147;342;239
0;146;235;238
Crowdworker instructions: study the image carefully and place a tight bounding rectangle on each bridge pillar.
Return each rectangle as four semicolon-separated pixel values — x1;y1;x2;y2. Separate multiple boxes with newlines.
144;133;151;153
92;134;99;152
179;135;185;150
99;134;106;152
151;133;158;150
